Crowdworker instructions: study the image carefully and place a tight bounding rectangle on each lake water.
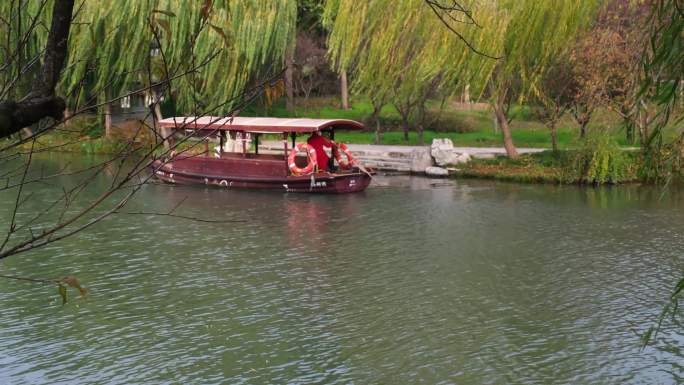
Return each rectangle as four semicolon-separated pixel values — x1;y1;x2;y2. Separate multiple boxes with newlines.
1;153;684;384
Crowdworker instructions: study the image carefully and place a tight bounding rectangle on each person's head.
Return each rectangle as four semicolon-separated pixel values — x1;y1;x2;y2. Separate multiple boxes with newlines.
313;130;322;136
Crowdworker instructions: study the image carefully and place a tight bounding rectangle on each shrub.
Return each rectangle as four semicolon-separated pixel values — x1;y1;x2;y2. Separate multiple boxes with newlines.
510;105;534;121
565;131;630;184
68;114;103;137
640;138;684;183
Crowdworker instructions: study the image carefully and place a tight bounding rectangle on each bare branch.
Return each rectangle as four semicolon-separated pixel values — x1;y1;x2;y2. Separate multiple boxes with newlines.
424;0;500;60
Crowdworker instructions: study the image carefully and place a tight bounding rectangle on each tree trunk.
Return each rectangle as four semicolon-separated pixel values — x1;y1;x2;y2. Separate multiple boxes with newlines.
572;105;592;140
340;71;350;110
104;102;112;138
396;106;411;142
375;117;381;144
638;110;649;145
416;103;426;146
402;118;410;142
285;51;294;114
493;96;518;159
371;102;382;144
621;105;635;144
0;0;75;139
580;120;588;139
63;107;72;126
625;117;635;145
550;121;558;152
149;90;169;149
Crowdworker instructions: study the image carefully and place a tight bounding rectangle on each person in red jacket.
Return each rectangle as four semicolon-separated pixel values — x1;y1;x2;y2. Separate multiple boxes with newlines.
307;130;337;171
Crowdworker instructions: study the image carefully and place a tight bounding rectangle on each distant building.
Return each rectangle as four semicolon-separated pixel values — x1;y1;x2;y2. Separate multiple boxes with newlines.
111;90;150;125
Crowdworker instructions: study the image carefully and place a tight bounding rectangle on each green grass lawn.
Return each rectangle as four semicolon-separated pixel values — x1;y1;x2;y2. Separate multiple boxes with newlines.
334;127;582;148
243;96;640;148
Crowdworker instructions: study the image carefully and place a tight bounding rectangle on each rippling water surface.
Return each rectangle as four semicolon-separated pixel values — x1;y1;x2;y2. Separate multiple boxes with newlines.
1;153;684;384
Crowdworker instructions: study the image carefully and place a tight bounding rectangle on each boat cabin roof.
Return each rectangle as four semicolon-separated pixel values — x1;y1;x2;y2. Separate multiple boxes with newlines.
158;116;364;133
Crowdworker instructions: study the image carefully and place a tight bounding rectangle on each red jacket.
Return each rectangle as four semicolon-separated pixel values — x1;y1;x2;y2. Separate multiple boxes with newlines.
307;134;332;171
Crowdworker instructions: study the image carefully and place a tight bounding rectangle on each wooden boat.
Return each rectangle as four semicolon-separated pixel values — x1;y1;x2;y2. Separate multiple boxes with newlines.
151;116;372;193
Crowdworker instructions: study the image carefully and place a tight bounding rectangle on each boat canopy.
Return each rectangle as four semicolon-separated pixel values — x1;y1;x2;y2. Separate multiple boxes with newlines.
158;116;364;133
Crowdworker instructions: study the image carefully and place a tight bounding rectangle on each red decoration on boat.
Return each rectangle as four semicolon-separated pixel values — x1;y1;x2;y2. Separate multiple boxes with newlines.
288;143;317;176
333;142;355;170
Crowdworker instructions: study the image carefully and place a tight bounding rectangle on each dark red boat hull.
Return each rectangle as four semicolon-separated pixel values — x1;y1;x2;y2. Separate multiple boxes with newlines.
151;157;371;193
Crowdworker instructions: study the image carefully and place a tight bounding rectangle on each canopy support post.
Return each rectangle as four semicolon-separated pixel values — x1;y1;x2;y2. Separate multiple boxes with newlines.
282;132;289;173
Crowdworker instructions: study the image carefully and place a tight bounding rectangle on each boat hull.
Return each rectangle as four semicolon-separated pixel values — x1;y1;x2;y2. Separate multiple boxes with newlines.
151;159;371;193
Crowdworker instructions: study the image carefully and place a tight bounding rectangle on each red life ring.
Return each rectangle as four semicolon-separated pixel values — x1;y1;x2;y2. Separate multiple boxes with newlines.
333;142;354;170
288;143;317;175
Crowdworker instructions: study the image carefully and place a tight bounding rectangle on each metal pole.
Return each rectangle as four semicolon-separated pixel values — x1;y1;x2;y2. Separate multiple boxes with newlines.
283;132;289;173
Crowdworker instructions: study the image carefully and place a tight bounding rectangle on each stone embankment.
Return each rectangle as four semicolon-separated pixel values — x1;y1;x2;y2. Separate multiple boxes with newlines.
260;139;545;176
349;139;545;176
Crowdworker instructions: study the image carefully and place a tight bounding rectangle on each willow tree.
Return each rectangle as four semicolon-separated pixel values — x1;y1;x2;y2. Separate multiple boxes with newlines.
323;0;501;144
0;0;296;268
480;1;599;157
639;0;684;183
0;0;296;141
324;0;597;153
62;0;296;115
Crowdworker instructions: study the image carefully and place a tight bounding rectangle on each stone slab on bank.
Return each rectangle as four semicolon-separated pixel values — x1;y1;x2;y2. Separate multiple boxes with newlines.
347;143;545;173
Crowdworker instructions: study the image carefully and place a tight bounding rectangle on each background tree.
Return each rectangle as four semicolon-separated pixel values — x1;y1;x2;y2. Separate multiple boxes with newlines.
324;0;598;153
59;0;296;116
292;1;339;103
568;30;610;139
594;0;651;145
324;0;500;145
486;1;599;158
1;0;296;149
532;56;577;152
638;0;684;183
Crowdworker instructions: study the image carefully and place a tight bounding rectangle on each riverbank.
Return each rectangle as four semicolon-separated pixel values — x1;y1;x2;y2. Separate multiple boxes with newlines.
6;103;669;186
454;151;641;184
8;130;648;185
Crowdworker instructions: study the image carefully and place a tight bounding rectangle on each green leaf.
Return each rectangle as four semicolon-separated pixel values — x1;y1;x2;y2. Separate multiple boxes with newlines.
640;326;654;350
152;9;176;17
